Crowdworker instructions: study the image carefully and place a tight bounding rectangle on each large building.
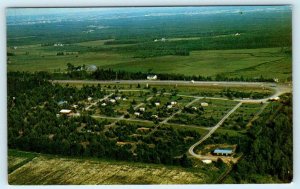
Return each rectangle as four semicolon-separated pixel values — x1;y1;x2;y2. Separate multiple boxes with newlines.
213;148;233;156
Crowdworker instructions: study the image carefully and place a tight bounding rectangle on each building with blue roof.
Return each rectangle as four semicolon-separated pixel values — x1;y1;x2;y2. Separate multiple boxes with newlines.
213;148;233;156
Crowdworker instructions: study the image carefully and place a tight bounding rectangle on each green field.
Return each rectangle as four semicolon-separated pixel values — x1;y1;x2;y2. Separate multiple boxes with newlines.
7;45;291;81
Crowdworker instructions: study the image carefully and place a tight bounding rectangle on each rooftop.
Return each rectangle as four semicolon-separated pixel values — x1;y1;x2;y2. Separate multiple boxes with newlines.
213;148;233;154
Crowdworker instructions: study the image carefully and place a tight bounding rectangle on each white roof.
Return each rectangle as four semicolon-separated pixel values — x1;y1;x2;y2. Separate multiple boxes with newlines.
201;102;209;106
202;160;212;164
60;109;72;114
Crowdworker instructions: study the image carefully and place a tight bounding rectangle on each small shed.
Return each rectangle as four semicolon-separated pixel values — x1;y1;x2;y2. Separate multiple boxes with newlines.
101;103;107;107
59;109;72;115
202;159;212;164
201;102;209;107
151;115;158;119
167;105;173;109
155;102;160;106
171;101;177;105
134;112;140;116
58;100;67;106
87;97;92;101
139;107;145;112
110;99;116;103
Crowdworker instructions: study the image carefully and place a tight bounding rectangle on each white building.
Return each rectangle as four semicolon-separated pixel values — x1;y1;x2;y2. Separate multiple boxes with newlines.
192;106;198;110
167;105;173;109
101;103;107;107
72;104;78;109
151;115;158;119
155;102;160;106
201;102;209;107
87;97;92;101
171;101;177;105
110;99;116;103
134;112;140;116
115;96;121;100
147;75;157;80
202;159;212;164
139;107;145;112
59;109;72;114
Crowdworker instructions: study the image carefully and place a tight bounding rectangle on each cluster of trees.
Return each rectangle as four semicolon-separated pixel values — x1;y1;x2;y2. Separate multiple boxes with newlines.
220;88;271;99
230;94;293;183
170;113;217;127
8;72;201;168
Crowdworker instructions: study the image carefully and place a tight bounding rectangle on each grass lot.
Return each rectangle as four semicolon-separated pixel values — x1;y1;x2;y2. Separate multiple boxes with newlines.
8;150;213;184
222;103;263;130
8;150;37;174
169;99;239;127
7;44;291;81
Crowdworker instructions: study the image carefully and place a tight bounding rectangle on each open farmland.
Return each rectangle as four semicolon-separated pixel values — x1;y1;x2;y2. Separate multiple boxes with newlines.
7;6;293;184
8;150;215;185
7;44;291;81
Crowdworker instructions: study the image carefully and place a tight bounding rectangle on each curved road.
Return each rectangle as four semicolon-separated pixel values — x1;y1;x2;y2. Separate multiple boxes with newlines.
53;79;292;161
188;102;242;160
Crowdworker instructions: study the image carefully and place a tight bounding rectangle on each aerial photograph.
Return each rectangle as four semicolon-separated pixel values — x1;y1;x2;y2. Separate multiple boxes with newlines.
7;6;292;184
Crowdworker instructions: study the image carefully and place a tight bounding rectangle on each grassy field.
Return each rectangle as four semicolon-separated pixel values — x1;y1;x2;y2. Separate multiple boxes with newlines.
8;150;214;185
7;44;291;81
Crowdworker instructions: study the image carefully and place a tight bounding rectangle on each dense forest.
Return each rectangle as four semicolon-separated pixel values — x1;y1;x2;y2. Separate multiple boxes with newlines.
230;94;293;183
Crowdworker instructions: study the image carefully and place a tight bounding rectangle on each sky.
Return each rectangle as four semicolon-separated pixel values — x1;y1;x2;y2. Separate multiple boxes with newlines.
6;6;291;17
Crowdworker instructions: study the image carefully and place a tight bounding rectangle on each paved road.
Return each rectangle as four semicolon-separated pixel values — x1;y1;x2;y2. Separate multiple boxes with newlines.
55;79;291;161
160;97;201;124
52;79;275;87
53;79;291;103
85;93;113;110
188;102;242;160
